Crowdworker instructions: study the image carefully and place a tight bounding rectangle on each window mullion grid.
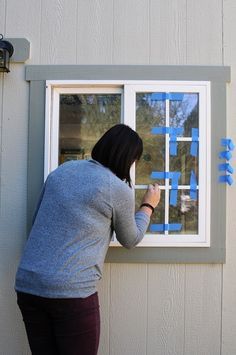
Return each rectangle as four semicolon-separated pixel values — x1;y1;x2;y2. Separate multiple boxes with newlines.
165;95;170;236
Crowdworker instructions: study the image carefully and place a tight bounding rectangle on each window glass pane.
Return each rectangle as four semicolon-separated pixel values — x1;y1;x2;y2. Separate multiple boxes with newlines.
135;189;165;234
169;190;198;234
59;94;121;164
169;93;199;136
169;142;198;186
136;93;166;185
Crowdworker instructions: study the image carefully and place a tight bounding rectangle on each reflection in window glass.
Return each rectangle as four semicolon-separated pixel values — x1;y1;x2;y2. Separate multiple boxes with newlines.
59;94;121;164
170;142;198;185
135;189;165;234
169;190;198;234
169;93;199;136
136;93;166;185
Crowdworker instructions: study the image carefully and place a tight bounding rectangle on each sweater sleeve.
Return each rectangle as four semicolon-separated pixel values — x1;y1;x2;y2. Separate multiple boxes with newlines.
111;180;150;249
31;178;48;226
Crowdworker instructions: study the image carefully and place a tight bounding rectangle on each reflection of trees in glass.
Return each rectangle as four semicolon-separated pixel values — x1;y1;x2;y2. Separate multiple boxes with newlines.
169;191;198;234
170;143;198;185
170;94;199;136
136;94;165;184
59;94;121;159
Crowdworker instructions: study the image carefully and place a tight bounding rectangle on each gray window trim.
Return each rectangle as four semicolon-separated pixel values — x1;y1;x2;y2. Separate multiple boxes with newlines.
26;65;230;263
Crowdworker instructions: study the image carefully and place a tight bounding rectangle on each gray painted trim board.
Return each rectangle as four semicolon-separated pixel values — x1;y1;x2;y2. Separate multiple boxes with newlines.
26;65;230;263
25;65;230;82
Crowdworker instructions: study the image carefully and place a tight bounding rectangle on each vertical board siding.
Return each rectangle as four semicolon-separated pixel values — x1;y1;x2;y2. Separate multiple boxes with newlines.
0;66;30;354
110;264;148;355
184;265;222;355
148;1;187;355
222;1;236;354
185;1;223;354
5;0;41;64
150;0;187;65
110;1;149;354
113;0;149;64
186;0;223;65
97;263;111;355
40;0;77;64
0;1;41;353
147;264;185;355
76;0;113;64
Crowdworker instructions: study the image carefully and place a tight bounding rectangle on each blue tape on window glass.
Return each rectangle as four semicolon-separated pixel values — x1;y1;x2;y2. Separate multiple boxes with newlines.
221;138;235;151
170;172;181;206
150;171;166;179
190;128;199;157
150;171;181;206
151;127;184;136
190;170;197;200
218;175;234;186
170;135;177;155
219;150;232;161
151;93;166;101
150;223;182;232
218;163;234;174
168;93;184;101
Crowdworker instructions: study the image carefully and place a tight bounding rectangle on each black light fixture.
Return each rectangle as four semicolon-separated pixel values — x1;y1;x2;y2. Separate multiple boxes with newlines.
0;34;14;73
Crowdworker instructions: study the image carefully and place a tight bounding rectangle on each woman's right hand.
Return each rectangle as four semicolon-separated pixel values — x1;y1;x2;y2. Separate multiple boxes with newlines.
141;183;161;208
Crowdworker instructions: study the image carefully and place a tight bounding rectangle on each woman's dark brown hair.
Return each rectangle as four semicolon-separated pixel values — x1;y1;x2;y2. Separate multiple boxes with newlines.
91;124;143;187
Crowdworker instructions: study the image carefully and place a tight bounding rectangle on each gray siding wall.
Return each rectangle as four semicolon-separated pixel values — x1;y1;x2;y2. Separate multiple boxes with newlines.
0;1;235;354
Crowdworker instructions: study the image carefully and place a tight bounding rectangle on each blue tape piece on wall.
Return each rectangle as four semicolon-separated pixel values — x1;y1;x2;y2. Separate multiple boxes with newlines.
150;223;182;232
221;138;235;151
190;128;199;157
218;163;234;174
190;170;197;200
218;175;234;186
219;150;232;161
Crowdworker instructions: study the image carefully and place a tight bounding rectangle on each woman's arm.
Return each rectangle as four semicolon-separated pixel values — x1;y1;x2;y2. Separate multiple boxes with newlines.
111;183;160;249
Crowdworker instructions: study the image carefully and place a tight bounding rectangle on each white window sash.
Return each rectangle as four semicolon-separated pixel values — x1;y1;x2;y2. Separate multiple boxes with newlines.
45;80;211;247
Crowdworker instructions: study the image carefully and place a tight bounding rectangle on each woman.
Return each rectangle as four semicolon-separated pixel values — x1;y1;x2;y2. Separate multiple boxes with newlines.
15;124;160;355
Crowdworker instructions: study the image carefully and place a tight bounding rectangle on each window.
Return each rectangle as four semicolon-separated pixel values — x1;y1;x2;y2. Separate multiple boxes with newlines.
45;80;211;247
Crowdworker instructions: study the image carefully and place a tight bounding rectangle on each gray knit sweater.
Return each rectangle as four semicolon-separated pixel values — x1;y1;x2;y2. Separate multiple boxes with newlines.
15;159;150;298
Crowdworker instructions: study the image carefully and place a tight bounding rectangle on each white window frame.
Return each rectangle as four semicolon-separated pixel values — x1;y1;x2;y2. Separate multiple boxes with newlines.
45;80;211;247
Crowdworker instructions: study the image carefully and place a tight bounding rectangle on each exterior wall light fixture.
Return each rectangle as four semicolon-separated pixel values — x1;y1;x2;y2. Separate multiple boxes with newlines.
0;34;14;73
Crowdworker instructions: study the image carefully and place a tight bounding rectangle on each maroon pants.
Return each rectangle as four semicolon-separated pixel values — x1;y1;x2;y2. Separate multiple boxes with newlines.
17;291;100;355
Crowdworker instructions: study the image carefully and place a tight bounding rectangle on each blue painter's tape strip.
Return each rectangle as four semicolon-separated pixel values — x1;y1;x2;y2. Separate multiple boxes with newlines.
218;163;234;174
219;150;232;161
170;135;177;156
169;93;184;101
151;127;167;135
190;170;197;200
170;190;178;206
150;223;182;232
170;172;181;206
150;172;166;179
150;224;164;232
221;138;235;151
190;128;199;157
218;175;234;186
151;127;184;136
151;93;166;101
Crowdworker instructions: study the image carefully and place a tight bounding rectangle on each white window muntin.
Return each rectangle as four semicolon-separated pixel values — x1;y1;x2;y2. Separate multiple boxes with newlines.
45;80;211;247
